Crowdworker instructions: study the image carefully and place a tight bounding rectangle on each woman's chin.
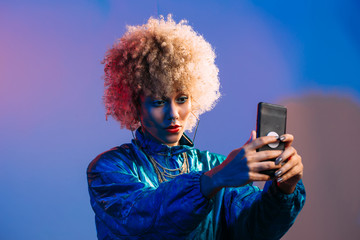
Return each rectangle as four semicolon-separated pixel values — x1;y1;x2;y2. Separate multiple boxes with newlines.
163;134;182;146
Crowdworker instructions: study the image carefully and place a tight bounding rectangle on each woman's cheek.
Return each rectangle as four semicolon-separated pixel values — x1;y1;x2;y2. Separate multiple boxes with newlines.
151;108;165;125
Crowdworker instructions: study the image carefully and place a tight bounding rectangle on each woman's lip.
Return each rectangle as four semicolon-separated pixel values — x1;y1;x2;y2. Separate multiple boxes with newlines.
165;126;181;133
165;125;181;129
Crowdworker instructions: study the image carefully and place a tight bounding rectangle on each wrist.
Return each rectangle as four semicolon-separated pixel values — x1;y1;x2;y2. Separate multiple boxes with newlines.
276;181;297;194
200;170;223;199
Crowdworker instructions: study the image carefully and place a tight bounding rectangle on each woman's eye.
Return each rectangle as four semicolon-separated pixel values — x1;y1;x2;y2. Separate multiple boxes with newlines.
177;96;188;103
152;100;165;106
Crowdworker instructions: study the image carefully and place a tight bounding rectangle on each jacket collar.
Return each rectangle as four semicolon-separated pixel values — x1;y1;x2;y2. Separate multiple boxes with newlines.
132;128;193;156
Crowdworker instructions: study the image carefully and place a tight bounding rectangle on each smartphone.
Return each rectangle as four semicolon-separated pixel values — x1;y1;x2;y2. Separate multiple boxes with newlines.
256;102;287;177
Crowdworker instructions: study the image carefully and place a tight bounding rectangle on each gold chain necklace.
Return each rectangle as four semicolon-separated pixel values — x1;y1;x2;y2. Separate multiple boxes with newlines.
131;129;191;183
143;151;190;183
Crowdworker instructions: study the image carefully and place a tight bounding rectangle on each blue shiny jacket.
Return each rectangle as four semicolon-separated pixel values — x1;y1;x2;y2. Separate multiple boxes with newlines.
87;129;306;239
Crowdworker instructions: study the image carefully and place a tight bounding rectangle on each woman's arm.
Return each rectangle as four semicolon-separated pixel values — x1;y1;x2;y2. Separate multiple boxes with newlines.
200;131;305;239
222;180;306;239
87;149;212;239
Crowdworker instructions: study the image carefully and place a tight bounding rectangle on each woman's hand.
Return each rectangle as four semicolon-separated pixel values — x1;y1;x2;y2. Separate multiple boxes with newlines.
273;134;303;194
200;131;304;198
201;131;282;198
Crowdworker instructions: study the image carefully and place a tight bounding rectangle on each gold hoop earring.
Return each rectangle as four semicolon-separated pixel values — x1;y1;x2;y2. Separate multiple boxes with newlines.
191;112;200;143
105;108;111;121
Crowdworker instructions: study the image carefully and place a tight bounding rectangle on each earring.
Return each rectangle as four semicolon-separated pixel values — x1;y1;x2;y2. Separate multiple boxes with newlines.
105;109;111;121
191;112;200;143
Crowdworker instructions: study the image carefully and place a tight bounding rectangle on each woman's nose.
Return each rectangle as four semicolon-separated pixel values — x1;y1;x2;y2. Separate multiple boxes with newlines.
167;101;180;120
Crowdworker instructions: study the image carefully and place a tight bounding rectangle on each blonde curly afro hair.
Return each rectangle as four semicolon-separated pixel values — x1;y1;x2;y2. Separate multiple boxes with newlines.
103;15;220;131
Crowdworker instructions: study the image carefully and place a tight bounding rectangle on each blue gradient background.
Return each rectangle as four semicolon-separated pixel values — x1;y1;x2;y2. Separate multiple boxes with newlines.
1;0;359;239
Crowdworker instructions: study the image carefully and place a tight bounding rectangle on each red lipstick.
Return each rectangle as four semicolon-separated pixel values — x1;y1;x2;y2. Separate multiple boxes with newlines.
165;125;181;133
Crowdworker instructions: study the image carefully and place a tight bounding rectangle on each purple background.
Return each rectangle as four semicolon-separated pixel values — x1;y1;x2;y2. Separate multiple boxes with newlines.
1;0;360;239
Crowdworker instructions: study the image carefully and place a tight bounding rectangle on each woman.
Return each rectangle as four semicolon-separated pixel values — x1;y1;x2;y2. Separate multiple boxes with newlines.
87;15;305;240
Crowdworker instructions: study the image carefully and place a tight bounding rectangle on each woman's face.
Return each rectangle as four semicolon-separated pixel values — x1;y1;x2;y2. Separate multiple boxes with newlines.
139;92;192;146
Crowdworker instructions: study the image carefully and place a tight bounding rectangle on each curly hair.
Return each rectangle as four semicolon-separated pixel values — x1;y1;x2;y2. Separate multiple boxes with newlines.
102;15;220;131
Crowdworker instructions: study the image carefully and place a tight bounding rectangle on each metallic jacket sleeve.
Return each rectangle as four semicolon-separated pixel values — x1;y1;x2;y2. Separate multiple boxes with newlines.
223;180;306;240
87;148;213;239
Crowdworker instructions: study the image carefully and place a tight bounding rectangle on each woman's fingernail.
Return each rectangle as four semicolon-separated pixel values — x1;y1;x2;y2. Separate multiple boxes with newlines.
275;157;282;165
275;170;282;177
280;136;286;141
277;177;283;183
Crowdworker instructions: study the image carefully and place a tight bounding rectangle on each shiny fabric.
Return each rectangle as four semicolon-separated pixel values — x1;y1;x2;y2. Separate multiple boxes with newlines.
87;129;306;240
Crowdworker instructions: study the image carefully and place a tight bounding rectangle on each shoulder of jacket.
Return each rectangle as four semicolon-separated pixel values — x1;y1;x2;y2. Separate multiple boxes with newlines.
87;143;135;173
